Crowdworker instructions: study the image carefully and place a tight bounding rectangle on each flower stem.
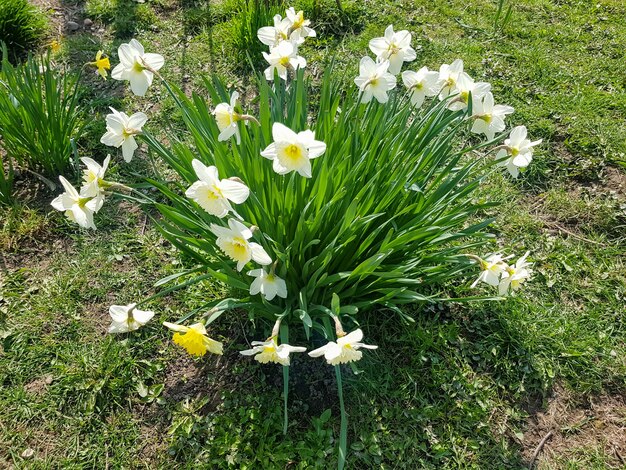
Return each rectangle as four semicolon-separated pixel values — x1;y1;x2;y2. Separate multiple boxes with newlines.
462;253;484;265
334;366;348;470
280;323;290;435
282;365;289;435
106;182;134;193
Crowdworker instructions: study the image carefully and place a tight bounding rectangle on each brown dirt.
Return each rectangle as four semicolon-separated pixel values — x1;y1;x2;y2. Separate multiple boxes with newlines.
1;232;72;271
24;374;54;396
135;423;169;463
162;347;250;413
522;384;626;469
81;301;114;334
271;353;339;417
0;426;61;466
602;165;626;201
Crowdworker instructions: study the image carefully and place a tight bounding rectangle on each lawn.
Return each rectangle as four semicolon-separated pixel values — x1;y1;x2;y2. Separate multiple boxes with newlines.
1;0;625;468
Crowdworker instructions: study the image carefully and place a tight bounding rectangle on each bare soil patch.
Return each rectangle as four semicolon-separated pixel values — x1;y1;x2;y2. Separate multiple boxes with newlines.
603;165;626;201
0;426;61;466
162;348;250;413
273;353;339;417
523;385;626;469
24;374;54;396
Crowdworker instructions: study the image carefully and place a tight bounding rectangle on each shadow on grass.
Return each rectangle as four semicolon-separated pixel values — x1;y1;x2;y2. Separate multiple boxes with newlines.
154;301;553;468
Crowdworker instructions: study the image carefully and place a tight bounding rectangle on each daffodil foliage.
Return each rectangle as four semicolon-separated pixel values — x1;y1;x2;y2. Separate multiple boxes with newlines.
141;66;499;333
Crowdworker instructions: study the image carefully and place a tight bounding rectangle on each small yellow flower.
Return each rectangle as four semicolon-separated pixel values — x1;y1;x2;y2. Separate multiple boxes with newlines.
49;40;61;53
91;50;111;80
163;322;223;357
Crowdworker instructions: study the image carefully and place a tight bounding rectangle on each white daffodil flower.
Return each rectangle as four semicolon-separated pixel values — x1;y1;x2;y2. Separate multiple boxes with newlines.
368;25;416;75
446;72;491;112
401;66;440;107
210;219;272;271
471;253;508;288
285;7;316;40
471;92;515;140
108;303;155;333
499;252;532;295
248;269;287;301
214;92;242;144
80;155;111;197
260;122;326;178
262;41;306;81
438;59;465;99
163;322;223;356
185;159;249;218
257;14;302;47
496;126;542;177
51;176;103;230
100;107;147;163
240;337;306;366
111;39;164;96
354;57;397;104
308;328;378;365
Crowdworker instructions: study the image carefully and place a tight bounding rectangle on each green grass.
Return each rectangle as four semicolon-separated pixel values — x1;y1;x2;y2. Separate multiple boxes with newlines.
1;0;626;468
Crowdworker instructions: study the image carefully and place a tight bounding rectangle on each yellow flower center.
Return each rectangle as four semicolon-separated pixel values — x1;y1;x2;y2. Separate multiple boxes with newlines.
368;78;379;88
481;114;492;123
77;197;91;208
205;184;223;200
133;60;145;73
460;91;469;103
284;144;302;162
84;171;97;184
231;237;248;258
292;12;305;29
125;311;137;328
279;56;290;67
215;109;233;129
173;328;208;356
412;82;424;91
122;127;137;138
389;43;400;55
511;147;520;156
256;342;280;364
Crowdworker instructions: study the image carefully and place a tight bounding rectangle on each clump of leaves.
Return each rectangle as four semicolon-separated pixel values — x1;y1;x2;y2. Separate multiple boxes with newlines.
0;0;48;62
143;65;499;331
0;48;84;177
